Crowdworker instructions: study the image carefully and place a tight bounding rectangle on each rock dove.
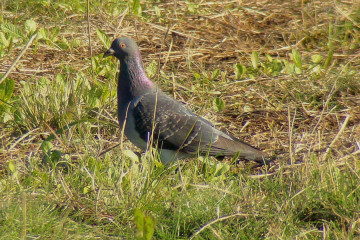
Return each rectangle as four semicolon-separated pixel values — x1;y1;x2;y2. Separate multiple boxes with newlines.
104;37;271;165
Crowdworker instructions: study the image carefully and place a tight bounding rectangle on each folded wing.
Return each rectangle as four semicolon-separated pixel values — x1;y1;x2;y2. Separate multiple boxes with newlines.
131;90;268;163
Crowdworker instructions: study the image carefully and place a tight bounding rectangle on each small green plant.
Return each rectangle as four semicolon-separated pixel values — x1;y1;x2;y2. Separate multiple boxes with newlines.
131;0;142;17
37;27;60;46
134;209;155;240
24;19;37;37
213;97;225;112
0;23;24;54
261;54;283;76
290;49;303;74
0;78;15;123
187;1;199;14
233;63;247;79
251;51;260;69
96;29;111;49
146;60;158;79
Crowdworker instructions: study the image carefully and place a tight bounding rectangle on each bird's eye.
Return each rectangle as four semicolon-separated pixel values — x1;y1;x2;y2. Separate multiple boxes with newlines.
120;43;126;48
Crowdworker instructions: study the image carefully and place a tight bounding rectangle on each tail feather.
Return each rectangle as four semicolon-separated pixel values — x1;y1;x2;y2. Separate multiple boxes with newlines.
211;135;271;164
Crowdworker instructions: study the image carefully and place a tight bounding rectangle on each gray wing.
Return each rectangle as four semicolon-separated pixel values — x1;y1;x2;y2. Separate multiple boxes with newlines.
131;90;268;162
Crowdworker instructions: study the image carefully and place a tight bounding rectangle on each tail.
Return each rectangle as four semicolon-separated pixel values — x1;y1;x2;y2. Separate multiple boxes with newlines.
213;135;274;164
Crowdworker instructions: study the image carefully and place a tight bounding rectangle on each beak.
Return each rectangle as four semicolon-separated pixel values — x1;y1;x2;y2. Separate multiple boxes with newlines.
103;48;115;58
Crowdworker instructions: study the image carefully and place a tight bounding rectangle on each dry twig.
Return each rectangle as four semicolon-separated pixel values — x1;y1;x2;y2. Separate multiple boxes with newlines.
0;34;37;85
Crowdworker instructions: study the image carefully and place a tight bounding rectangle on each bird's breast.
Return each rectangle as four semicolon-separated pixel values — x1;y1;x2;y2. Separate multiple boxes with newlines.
119;100;147;151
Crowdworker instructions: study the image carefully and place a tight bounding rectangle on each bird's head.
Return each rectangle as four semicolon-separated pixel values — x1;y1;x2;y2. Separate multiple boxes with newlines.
104;37;140;60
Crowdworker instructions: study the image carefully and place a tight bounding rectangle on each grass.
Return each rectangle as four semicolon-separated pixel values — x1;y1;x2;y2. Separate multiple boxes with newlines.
1;0;360;239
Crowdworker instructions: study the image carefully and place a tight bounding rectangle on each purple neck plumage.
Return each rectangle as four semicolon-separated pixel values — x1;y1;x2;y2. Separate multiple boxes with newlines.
117;51;154;105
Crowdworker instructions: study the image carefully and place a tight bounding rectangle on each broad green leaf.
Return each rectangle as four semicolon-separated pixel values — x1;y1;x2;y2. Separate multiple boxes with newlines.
37;28;47;40
5;79;15;100
214;163;230;177
100;83;111;103
41;0;51;7
283;60;294;74
187;2;198;13
51;27;60;42
265;54;273;62
1;23;24;40
243;104;253;112
311;65;321;74
0;32;10;48
13;109;24;124
123;149;140;163
251;51;259;69
96;29;111;49
87;156;97;171
154;6;161;16
132;0;142;16
71;38;80;48
25;19;37;35
291;49;302;69
193;72;201;80
58;37;70;50
146;60;158;79
83;186;91;194
0;79;14;121
134;209;145;237
233;63;246;79
144;216;155;240
41;140;53;153
323;49;333;69
8;160;16;173
50;150;62;162
211;69;220;80
0;79;15;102
134;209;155;240
291;49;302;74
213;97;225;112
294;66;302;74
311;54;322;64
270;60;283;75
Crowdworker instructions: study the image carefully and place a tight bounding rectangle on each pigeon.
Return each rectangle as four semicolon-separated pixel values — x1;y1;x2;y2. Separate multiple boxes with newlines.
104;37;271;165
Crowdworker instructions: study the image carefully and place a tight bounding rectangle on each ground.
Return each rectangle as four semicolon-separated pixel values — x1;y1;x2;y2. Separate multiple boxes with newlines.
0;0;359;239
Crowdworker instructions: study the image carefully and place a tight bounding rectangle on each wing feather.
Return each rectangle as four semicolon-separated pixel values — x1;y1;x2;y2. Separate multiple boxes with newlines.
131;90;268;161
